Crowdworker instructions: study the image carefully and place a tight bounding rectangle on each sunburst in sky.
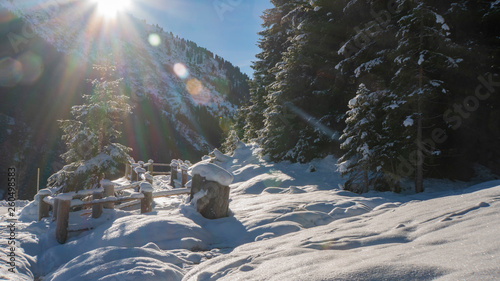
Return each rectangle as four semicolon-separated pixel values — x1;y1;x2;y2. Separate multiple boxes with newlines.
92;0;132;19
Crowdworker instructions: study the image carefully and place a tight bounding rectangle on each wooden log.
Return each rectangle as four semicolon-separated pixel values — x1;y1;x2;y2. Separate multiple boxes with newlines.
153;188;191;198
114;182;141;192
102;181;115;209
151;171;170;176
91;192;103;219
38;189;51;221
190;176;230;219
70;195;143;208
190;174;203;201
153;163;171;167
140;183;154;213
55;196;71;244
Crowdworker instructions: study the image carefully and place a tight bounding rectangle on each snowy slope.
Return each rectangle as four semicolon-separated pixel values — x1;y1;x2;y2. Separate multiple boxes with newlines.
1;143;499;280
0;0;246;152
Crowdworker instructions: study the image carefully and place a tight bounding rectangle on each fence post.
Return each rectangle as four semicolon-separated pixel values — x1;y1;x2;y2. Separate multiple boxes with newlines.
170;161;178;187
92;191;103;219
131;163;139;181
55;195;71;244
135;167;146;182
145;173;153;184
125;164;131;180
148;159;154;175
140;182;154;214
38;189;51;221
181;165;188;188
52;197;60;221
102;180;115;209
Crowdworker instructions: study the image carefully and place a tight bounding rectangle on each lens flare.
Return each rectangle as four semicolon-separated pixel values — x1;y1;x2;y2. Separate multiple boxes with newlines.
186;78;203;95
18;51;44;84
0;57;23;87
173;63;188;79
148;33;161;47
186;78;211;104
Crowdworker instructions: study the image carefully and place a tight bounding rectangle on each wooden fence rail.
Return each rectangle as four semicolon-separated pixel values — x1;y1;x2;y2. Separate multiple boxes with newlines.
39;183;191;244
124;160;173;180
39;158;193;244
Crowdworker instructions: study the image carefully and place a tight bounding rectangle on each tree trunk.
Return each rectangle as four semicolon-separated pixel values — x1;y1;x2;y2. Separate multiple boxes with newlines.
415;5;424;194
363;170;369;193
190;175;230;219
416;93;424;193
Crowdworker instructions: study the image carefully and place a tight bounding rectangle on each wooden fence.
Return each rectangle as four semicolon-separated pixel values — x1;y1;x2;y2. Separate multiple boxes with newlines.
122;159;191;188
38;159;192;244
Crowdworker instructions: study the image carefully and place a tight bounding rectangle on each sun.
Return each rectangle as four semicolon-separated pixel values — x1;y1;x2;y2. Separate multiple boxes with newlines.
93;0;131;18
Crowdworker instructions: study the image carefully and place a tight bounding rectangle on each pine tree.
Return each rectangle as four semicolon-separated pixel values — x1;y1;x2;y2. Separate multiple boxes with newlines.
383;0;461;192
220;129;241;155
48;63;133;192
246;0;358;162
242;0;296;142
259;1;346;162
337;84;384;193
259;1;310;161
335;0;401;192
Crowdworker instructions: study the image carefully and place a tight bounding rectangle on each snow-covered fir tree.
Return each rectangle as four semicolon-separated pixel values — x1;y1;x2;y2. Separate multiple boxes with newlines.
259;0;348;162
338;84;384;193
47;63;133;192
382;0;461;192
259;1;310;162
220;129;241;155
242;0;297;142
237;0;499;188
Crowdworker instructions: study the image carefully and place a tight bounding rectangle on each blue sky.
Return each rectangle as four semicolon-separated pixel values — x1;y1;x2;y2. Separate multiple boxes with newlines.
132;0;273;76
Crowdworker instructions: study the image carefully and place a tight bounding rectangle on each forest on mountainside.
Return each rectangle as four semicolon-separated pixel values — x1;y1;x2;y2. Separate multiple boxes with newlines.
234;0;500;192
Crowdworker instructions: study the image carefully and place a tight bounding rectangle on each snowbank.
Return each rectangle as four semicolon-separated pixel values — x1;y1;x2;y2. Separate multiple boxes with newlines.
43;245;186;281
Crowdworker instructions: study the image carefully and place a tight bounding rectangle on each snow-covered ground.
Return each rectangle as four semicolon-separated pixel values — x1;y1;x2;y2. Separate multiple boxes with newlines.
1;143;499;280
